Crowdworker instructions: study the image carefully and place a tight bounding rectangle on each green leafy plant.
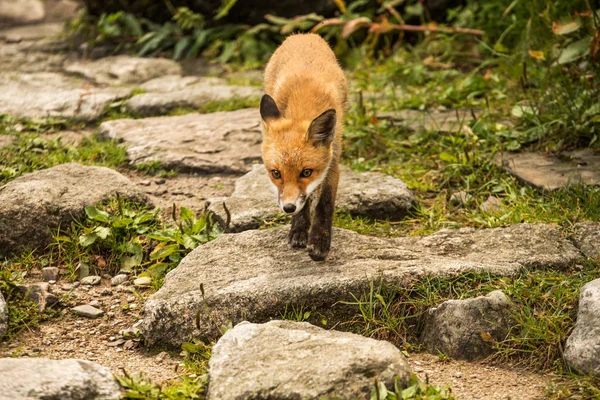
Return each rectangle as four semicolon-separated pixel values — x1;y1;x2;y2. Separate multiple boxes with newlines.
51;197;225;283
369;374;454;400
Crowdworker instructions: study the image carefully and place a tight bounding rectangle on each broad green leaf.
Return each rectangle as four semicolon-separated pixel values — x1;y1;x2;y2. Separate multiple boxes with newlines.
143;262;169;278
439;152;457;163
401;384;417;399
182;234;197;250
79;233;97;247
558;37;591;64
148;230;177;241
93;226;111;239
112;217;134;228
511;105;538;118
179;206;196;222
120;255;139;272
150;243;179;260
127;240;143;257
84;206;110;223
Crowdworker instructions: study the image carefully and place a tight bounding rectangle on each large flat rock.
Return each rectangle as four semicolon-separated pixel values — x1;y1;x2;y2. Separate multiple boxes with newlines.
0;163;149;257
98;109;262;174
0;72;130;121
125;78;261;116
211;164;416;231
0;22;63;41
0;357;121;399
64;55;182;85
208;320;412;399
142;223;582;347
495;149;600;190
0;0;45;25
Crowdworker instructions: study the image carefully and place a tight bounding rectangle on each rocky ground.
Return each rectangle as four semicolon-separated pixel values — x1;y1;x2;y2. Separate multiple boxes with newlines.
0;2;600;400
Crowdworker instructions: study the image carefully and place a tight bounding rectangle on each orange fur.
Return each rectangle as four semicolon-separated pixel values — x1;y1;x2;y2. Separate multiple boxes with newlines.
261;33;348;209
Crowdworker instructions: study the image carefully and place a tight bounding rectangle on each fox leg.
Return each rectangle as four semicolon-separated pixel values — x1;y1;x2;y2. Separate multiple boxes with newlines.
307;163;339;261
288;198;311;248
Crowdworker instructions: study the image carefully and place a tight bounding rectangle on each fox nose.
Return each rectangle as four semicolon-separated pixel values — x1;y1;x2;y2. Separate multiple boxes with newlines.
283;204;296;214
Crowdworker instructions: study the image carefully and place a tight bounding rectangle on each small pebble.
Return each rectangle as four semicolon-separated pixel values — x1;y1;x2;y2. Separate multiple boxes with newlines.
155;178;166;184
71;305;104;319
111;274;129;286
127;295;136;303
133;277;152;287
80;275;101;286
139;180;151;186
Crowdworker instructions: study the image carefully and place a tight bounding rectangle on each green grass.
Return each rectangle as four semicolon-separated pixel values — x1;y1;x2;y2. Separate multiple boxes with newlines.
0;269;59;342
0;132;127;185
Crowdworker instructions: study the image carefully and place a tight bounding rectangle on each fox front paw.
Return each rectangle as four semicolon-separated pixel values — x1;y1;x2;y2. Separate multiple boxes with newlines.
289;227;309;248
307;234;331;261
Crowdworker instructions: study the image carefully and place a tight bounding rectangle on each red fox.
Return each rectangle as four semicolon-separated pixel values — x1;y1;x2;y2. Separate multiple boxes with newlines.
260;33;348;261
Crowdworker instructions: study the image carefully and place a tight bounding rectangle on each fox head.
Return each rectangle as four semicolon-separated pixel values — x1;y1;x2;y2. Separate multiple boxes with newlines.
259;94;336;216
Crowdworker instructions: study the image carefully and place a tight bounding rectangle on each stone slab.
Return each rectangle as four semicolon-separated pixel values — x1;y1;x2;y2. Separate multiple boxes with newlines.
0;72;131;121
495;149;600;190
0;0;45;25
208;320;412;399
125;83;261;116
210;164;416;231
98;108;262;174
0;22;62;41
0;358;121;399
64;55;182;85
0;163;149;257
142;223;582;347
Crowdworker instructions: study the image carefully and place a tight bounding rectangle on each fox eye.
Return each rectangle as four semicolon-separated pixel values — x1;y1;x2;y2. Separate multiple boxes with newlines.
271;170;281;179
300;169;313;178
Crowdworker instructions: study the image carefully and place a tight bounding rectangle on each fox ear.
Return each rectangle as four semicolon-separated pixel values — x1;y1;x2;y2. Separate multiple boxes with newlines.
307;109;336;146
260;94;281;121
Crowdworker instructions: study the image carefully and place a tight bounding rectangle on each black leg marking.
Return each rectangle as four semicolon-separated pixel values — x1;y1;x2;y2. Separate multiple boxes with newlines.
288;199;311;248
307;184;334;261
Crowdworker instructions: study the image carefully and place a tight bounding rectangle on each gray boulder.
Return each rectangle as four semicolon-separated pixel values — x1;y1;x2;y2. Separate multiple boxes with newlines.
0;358;121;399
0;163;148;257
421;290;512;360
64;56;182;85
0;292;7;338
572;222;600;259
211;164;416;231
208;320;412;400
142;223;582;347
0;72;131;121
0;0;45;25
98;109;262;174
564;279;600;377
125;82;261;116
